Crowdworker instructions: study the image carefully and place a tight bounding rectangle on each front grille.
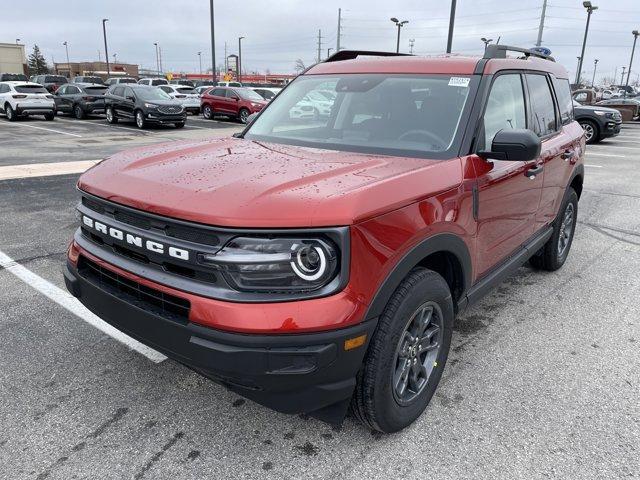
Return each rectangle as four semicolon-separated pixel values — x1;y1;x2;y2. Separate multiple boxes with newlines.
157;105;183;114
77;256;190;324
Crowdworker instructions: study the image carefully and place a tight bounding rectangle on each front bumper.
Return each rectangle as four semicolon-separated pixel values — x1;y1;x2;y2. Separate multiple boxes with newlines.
63;258;376;422
16;104;55;115
146;112;187;124
602;120;622;137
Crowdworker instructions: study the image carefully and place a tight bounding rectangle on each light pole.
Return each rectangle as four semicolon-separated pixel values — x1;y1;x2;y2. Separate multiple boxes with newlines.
113;53;117;64
576;1;597;85
446;0;457;53
592;58;598;87
481;37;493;52
238;36;244;82
390;18;409;53
102;19;110;77
621;66;626;85
198;51;202;76
624;30;639;98
62;41;70;76
154;42;160;76
209;0;216;82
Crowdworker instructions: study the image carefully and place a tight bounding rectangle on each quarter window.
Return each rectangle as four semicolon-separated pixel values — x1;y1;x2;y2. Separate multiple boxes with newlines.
482;74;527;148
552;77;574;125
527;74;558;137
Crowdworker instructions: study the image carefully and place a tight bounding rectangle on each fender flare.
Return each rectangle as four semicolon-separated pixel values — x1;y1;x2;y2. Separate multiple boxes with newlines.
364;233;473;321
568;163;584;194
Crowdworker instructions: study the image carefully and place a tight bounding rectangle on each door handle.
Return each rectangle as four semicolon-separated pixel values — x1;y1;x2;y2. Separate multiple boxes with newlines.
525;165;543;179
561;150;575;161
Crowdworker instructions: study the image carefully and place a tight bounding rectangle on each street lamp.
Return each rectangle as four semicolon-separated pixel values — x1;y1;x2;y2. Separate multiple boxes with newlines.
624;30;639;98
102;19;110;77
63;41;70;77
390;18;409;53
113;53;117;64
481;37;493;52
198;51;202;76
576;1;597;85
238;36;245;82
154;42;160;76
592;58;599;87
15;38;20;45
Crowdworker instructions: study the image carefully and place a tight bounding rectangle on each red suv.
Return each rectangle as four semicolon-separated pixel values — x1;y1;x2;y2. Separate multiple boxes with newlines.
201;86;267;123
64;46;584;433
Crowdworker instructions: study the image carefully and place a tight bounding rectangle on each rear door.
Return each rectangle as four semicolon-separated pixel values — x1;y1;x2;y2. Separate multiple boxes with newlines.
473;72;543;276
111;86;126;116
121;86;136;118
64;85;81;112
536;75;581;226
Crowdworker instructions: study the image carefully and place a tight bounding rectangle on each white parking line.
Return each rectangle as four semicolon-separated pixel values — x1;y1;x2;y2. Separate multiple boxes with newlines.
2;122;82;137
56;117;145;133
0;250;167;363
585;152;626;158
0;159;100;181
585;164;603;168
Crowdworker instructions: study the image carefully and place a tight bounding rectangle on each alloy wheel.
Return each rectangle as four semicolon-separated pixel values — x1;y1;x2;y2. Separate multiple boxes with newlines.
106;108;113;122
581;122;594;142
557;202;575;257
136;112;144;128
392;301;444;406
240;110;249;123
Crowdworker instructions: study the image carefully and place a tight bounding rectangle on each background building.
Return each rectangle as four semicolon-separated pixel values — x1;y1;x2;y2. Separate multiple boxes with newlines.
0;42;27;74
54;61;139;79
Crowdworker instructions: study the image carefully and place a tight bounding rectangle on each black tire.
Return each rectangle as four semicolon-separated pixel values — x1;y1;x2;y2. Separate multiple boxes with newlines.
74;104;85;120
579;119;599;144
529;187;578;271
238;108;250;124
106;106;118;124
174;122;185;129
202;104;213;120
44;112;55;121
5;104;16;121
135;110;146;129
351;268;454;433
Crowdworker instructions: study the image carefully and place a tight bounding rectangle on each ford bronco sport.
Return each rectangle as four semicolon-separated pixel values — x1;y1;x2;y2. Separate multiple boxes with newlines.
64;46;584;433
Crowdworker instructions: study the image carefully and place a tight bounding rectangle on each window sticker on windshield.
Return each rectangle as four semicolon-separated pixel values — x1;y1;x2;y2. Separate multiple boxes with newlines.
448;77;470;87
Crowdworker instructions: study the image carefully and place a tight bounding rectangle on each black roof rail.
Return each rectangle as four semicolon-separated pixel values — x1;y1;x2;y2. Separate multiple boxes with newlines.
325;50;413;63
484;44;555;62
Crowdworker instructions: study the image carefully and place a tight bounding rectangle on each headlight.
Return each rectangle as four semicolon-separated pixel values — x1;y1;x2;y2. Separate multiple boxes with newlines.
251;102;261;107
593;110;611;117
198;236;339;293
144;103;158;108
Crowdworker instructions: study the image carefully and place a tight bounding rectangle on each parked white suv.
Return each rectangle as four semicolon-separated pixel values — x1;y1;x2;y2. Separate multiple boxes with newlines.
159;84;201;114
138;78;169;86
0;81;55;121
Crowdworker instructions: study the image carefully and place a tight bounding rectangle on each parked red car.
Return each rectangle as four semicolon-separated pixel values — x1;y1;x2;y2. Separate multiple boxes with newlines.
200;86;267;123
65;46;584;433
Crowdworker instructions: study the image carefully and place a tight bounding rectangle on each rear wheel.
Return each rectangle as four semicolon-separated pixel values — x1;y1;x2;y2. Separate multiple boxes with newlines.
202;104;213;119
238;108;250;124
351;268;453;433
529;187;578;271
106;107;118;124
5;104;16;121
580;120;599;144
174;122;185;129
74;104;85;119
44;112;55;121
135;110;146;129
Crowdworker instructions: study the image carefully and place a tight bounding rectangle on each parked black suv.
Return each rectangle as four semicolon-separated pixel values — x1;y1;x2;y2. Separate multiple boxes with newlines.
104;84;186;129
32;74;68;93
54;83;108;119
573;100;622;144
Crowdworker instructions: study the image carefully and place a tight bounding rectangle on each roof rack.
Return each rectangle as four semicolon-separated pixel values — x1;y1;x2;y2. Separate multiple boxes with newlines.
484;44;555;62
325;50;413;63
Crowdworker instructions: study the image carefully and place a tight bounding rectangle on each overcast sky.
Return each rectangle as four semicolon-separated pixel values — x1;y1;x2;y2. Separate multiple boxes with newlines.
4;0;640;83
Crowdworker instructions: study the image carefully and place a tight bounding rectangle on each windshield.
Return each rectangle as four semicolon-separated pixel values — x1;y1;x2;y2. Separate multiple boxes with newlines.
119;78;136;84
237;88;264;101
245;74;474;157
46;76;67;83
84;86;108;94
135;87;172;101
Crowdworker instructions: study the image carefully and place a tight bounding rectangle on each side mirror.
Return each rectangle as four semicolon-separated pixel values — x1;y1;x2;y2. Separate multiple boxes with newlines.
478;129;541;162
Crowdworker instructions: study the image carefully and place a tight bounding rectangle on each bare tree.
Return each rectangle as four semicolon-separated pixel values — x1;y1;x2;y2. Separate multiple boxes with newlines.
294;58;306;73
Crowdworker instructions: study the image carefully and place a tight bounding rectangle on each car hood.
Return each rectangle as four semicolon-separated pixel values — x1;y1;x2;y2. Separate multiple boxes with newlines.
143;99;183;106
575;104;620;114
78;138;462;227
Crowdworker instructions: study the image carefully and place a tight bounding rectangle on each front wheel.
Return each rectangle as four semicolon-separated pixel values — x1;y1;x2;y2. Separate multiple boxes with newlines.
529;187;578;271
174;122;185;129
135;110;146;129
238;108;250;124
351;268;453;433
202;104;213;119
580;120;599;144
44;112;55;121
106;107;118;124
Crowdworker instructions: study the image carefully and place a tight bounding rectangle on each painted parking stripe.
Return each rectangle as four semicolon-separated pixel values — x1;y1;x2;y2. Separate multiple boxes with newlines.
56;117;146;133
0;160;100;181
585;152;626;158
0;250;166;363
585;164;603;168
2;121;82;137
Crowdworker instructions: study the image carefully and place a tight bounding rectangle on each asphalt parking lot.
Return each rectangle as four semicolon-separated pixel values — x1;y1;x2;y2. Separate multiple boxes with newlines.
1;116;639;479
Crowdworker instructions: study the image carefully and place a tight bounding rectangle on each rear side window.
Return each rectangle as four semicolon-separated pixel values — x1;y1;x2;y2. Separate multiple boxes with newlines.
15;85;48;94
113;86;125;97
211;88;226;96
66;86;80;94
482;74;527;148
552;77;574;126
45;76;67;83
0;84;10;93
526;74;558;137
